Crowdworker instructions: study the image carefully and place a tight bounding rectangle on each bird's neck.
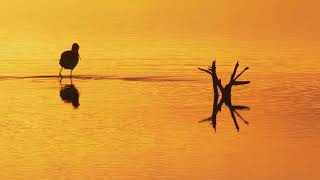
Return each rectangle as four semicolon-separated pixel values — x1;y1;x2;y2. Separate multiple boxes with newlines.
72;51;79;56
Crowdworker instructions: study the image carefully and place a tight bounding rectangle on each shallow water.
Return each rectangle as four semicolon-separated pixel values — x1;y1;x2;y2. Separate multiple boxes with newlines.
0;32;320;180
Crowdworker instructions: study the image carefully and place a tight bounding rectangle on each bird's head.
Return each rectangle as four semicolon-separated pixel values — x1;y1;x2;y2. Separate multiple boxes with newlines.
71;43;80;52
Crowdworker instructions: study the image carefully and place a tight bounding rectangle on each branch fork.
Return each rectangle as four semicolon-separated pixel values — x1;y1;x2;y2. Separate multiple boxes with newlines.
199;60;250;132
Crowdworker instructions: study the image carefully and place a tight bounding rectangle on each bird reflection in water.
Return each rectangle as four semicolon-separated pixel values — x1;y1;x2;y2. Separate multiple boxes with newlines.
59;79;80;108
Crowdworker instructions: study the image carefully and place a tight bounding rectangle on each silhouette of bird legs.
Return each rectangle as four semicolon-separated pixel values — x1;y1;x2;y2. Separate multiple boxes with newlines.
58;68;74;79
59;75;73;84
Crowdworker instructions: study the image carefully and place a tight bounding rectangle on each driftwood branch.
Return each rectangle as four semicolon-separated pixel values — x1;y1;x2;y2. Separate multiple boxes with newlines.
198;68;212;75
234;67;249;81
199;60;251;132
199;60;250;96
198;61;224;95
232;81;251;86
230;61;239;82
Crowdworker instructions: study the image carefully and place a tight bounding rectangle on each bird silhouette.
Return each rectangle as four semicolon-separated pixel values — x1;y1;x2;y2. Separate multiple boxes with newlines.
59;43;80;78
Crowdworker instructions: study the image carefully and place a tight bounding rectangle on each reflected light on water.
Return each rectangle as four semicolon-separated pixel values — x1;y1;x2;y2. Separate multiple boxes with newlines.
0;2;320;177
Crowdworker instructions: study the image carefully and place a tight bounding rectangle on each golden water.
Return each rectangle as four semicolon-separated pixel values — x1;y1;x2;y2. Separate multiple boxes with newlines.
0;33;319;179
1;1;320;179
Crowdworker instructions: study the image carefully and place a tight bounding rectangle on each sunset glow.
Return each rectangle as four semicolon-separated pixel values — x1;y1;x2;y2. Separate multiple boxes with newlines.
0;1;319;180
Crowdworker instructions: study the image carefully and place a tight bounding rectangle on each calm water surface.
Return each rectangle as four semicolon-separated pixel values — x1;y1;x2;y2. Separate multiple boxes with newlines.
0;34;319;179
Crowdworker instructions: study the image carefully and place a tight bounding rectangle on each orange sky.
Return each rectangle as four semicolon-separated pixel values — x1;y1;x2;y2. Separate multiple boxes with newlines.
0;0;319;39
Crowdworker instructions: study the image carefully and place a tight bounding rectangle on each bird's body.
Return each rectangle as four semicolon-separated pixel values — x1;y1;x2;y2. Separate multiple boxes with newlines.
59;43;80;77
60;51;79;69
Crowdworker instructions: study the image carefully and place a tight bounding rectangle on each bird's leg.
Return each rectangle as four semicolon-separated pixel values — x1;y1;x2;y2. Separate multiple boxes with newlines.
59;67;63;77
70;70;73;78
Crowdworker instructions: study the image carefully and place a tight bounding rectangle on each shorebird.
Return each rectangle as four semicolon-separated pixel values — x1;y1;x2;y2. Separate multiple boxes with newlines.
59;43;80;78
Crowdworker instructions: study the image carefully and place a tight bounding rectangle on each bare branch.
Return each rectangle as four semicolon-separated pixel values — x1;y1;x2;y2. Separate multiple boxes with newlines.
200;60;251;132
232;81;250;86
234;67;249;81
216;79;224;92
198;68;212;75
230;61;239;82
211;60;216;71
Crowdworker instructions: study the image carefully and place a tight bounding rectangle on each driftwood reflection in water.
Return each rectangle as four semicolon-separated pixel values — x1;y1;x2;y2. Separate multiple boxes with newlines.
59;79;80;108
199;60;250;132
199;93;250;132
